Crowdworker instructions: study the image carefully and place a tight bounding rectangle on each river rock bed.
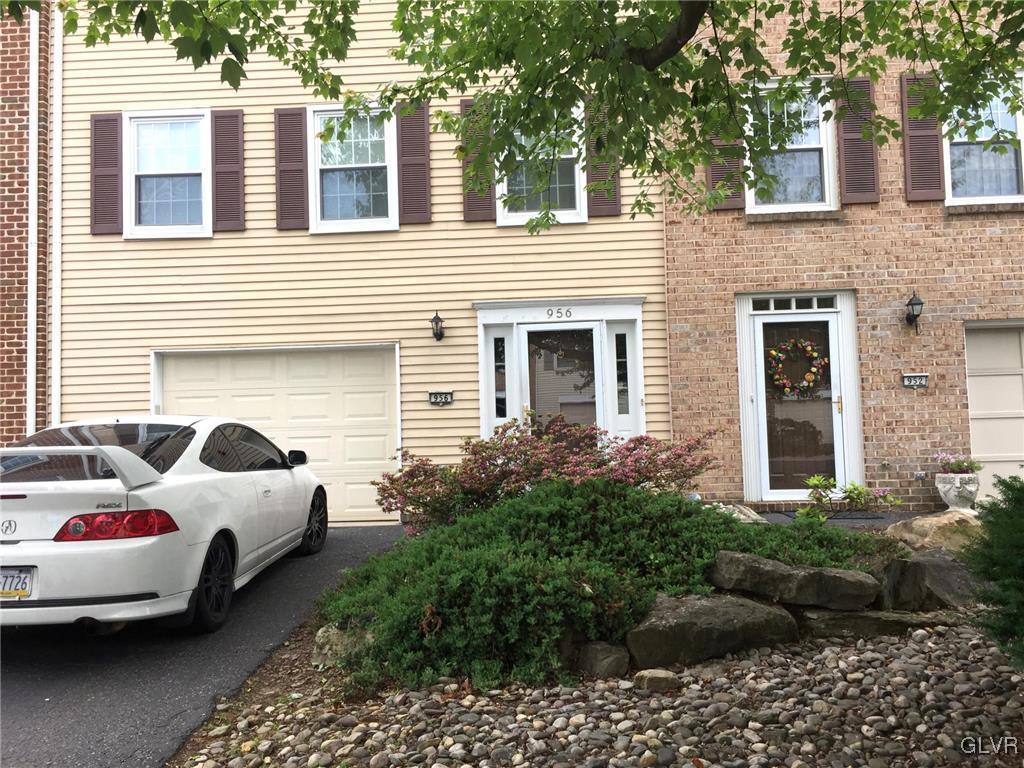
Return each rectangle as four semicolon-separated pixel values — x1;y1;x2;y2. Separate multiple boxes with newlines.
177;624;1023;768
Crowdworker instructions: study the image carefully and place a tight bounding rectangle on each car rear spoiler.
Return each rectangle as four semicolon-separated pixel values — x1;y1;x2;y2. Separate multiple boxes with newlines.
0;446;163;490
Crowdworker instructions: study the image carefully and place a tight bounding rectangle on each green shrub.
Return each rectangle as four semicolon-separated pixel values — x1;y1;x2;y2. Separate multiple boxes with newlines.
320;480;902;690
963;474;1024;668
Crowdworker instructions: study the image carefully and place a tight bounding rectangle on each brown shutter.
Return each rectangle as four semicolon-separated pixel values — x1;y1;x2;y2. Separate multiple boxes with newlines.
212;109;245;231
460;98;496;222
274;107;309;230
90;113;122;235
901;74;945;201
837;78;880;204
705;138;744;210
396;101;432;224
585;107;621;217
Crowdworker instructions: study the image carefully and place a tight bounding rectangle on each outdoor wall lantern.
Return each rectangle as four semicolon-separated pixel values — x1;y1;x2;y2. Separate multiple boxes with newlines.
905;292;924;334
430;311;445;342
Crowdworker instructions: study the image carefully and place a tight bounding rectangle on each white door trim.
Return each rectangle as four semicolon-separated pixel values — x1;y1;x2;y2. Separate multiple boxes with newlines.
476;298;646;438
736;291;863;502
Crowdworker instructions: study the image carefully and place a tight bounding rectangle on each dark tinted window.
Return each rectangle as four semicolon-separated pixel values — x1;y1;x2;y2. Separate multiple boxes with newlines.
199;428;244;472
222;425;286;471
7;423;195;479
0;454;116;483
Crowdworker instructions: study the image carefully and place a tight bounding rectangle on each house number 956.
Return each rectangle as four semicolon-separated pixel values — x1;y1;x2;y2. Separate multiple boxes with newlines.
546;308;573;319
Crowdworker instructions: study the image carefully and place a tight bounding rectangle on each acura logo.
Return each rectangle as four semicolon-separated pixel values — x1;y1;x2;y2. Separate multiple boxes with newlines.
0;520;16;535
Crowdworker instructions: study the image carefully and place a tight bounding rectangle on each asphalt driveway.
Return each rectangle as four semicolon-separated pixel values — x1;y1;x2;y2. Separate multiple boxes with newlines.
0;526;402;768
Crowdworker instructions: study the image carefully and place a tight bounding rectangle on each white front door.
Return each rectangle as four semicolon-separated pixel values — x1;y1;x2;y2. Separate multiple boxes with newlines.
477;299;646;438
738;293;863;502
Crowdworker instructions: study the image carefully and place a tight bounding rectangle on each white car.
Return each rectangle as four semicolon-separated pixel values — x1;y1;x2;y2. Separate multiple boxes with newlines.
0;416;327;632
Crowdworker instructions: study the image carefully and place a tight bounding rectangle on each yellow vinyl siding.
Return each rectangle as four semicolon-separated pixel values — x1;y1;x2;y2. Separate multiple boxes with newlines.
59;1;670;462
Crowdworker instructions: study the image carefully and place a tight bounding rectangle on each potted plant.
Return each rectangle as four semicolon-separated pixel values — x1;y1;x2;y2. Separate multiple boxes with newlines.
934;452;983;513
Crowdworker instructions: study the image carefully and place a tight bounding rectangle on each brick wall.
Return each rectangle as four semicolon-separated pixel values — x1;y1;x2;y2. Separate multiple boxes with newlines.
665;70;1024;513
0;6;49;445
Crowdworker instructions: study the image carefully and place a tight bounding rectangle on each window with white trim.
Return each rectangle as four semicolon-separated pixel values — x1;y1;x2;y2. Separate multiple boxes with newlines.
496;108;588;226
945;89;1024;204
746;92;838;213
307;107;399;233
123;110;212;239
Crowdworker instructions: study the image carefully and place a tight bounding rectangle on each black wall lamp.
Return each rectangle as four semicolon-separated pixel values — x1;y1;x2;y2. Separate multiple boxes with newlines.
905;291;924;334
430;311;445;341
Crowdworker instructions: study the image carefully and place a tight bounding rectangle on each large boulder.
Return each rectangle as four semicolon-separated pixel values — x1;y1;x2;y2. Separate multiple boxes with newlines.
794;608;961;639
576;641;630;678
625;593;798;669
877;549;982;611
885;510;982;552
709;551;880;610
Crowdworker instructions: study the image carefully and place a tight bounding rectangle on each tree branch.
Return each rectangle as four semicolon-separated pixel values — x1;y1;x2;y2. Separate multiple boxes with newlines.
625;0;710;71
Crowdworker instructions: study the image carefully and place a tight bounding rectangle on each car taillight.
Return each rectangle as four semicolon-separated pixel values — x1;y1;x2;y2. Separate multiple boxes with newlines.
54;510;179;542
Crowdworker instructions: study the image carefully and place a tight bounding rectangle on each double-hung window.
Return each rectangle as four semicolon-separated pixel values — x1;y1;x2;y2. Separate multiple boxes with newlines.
307;107;399;233
945;89;1024;204
496;106;588;226
123;109;212;239
746;91;838;213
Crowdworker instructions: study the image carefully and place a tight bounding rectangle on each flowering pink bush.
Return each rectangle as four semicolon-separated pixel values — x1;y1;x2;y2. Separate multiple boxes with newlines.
374;418;717;534
935;452;983;474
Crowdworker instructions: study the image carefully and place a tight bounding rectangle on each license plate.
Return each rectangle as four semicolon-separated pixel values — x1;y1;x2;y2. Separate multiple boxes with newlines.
0;567;33;599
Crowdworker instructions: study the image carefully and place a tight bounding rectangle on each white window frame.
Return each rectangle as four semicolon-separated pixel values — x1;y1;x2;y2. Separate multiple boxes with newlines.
122;108;212;240
745;88;839;215
495;105;588;227
306;105;399;234
943;78;1024;206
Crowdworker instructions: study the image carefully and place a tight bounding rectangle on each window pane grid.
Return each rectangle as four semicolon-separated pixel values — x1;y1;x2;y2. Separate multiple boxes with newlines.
132;116;205;228
507;157;577;212
755;93;827;207
317;113;389;221
136;173;202;226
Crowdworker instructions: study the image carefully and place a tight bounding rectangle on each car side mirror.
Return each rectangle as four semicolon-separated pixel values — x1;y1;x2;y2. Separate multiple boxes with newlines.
287;450;308;467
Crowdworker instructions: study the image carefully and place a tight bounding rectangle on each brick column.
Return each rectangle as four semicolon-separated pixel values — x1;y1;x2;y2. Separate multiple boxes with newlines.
0;5;50;445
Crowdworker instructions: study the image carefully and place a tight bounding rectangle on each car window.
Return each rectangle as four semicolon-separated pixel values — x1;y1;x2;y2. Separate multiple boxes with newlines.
199;428;244;472
9;423;195;476
0;454;116;483
221;425;286;471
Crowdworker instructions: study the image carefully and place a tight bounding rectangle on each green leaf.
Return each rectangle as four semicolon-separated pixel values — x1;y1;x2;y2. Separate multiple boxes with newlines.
219;57;246;90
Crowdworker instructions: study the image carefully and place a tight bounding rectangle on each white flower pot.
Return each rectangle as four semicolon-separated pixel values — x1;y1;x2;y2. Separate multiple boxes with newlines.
935;473;980;513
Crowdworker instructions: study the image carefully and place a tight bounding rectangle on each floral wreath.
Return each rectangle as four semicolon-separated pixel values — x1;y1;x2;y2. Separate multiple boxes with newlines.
766;338;829;397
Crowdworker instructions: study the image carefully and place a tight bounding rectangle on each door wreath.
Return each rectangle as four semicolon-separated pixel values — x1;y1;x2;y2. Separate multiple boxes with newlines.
766;338;829;396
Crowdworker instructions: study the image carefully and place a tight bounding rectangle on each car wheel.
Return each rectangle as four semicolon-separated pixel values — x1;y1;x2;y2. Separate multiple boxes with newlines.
192;536;234;633
296;489;328;556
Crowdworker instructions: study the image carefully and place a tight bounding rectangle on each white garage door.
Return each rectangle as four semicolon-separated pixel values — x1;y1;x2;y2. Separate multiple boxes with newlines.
966;327;1024;499
161;347;399;524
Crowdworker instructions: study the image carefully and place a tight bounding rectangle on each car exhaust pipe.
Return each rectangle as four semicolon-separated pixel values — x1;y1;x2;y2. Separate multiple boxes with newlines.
76;618;127;637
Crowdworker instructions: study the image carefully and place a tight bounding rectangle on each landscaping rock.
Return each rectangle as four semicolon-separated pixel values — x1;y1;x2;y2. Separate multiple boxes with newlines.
311;625;372;668
877;549;982;611
716;503;768;524
625;593;798;669
794;608;960;639
885;510;982;552
709;550;881;610
576;642;629;678
633;668;678;692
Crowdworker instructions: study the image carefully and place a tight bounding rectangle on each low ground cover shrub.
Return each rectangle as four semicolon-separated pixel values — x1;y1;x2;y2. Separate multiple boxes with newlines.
321;479;903;690
963;474;1024;668
374;418;717;534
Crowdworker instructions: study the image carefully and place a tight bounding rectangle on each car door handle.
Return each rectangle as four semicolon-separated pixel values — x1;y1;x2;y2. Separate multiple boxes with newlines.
262;488;272;497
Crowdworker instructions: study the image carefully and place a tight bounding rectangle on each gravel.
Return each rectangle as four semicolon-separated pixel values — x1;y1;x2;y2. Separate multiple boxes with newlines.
177;624;1023;768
